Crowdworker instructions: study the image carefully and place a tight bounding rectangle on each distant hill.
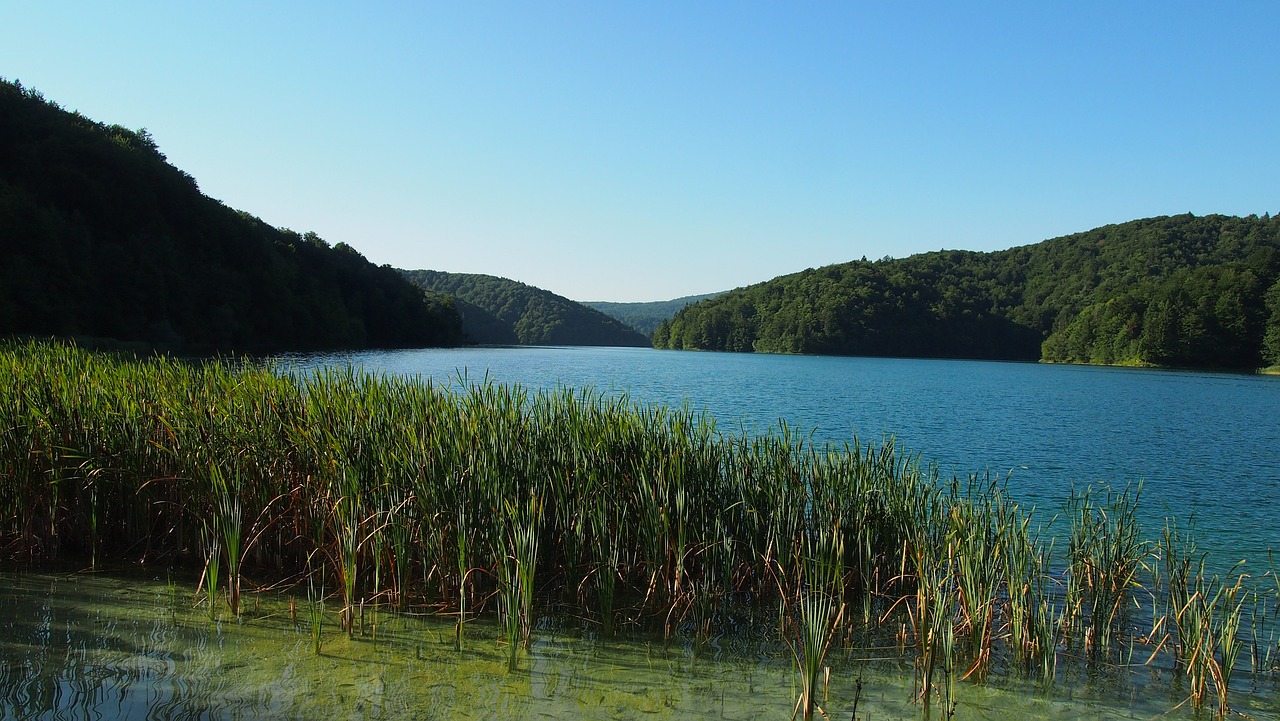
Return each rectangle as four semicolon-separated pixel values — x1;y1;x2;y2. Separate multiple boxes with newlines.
655;214;1280;369
400;270;650;347
584;292;723;337
0;79;462;353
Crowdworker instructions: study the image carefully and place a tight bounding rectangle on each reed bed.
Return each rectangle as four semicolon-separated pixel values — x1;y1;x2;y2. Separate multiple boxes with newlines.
1;340;1276;717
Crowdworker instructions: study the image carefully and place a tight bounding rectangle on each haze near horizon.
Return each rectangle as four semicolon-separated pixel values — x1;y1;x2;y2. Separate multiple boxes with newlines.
4;2;1277;302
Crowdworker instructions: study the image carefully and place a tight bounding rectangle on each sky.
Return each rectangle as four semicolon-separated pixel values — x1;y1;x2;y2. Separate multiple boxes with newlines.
3;2;1278;302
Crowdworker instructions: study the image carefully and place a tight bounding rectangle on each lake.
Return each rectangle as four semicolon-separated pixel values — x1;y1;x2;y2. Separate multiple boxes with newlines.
286;346;1280;571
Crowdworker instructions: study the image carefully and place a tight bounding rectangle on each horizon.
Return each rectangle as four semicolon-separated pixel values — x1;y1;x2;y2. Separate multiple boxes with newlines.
4;3;1278;302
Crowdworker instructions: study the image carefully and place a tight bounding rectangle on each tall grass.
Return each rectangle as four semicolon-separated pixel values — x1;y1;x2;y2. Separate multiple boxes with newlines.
1162;521;1251;717
775;520;844;721
1;340;1275;713
1063;484;1146;659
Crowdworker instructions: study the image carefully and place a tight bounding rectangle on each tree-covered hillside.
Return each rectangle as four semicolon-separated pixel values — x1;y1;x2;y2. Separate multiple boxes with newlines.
584;292;723;337
0;79;463;353
400;270;650;347
655;214;1280;369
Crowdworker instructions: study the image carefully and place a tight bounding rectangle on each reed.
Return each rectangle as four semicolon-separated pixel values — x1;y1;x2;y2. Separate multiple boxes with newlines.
200;519;221;620
497;492;542;669
1001;504;1037;672
512;493;541;649
1063;484;1146;659
1256;553;1280;677
307;562;325;655
898;476;951;704
1163;521;1251;717
209;464;244;616
5;340;1280;716
948;476;1004;682
775;518;845;721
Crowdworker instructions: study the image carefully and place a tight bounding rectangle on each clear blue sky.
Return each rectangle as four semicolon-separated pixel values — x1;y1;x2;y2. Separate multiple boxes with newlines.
4;2;1278;302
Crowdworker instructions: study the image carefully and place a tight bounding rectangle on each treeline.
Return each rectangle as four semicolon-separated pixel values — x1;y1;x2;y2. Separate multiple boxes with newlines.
0;79;462;353
401;269;650;347
655;214;1280;369
585;292;723;337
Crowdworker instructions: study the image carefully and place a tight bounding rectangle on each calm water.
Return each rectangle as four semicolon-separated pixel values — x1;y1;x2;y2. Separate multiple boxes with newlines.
287;346;1280;570
3;570;1275;720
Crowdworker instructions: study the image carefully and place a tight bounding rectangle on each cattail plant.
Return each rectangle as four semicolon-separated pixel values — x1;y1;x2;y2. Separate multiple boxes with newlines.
775;517;845;721
1064;484;1146;659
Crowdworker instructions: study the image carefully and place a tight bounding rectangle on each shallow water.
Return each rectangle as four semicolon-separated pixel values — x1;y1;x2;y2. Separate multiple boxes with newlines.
2;570;1276;720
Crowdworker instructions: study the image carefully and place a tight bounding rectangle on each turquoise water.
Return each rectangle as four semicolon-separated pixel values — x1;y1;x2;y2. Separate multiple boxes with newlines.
2;570;1276;720
286;346;1280;570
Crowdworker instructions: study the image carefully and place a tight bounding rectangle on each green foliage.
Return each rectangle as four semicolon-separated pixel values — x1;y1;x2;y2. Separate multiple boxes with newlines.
1044;262;1274;368
1264;277;1280;366
656;214;1280;369
583;292;724;337
400;270;649;347
657;256;1041;359
0;79;463;353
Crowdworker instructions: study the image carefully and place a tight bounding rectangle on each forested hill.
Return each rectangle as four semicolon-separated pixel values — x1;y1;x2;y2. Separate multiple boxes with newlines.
0;79;463;353
400;270;650;347
584;292;723;337
654;214;1280;369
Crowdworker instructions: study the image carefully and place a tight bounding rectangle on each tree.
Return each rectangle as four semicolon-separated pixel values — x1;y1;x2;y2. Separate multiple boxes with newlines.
1264;278;1280;366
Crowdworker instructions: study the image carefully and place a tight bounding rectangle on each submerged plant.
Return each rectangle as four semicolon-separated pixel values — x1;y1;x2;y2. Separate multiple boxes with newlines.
201;522;221;620
307;567;325;655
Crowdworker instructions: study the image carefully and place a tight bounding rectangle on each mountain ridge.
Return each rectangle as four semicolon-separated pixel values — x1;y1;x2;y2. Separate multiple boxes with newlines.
400;269;650;347
654;213;1280;369
583;293;724;337
0;78;462;353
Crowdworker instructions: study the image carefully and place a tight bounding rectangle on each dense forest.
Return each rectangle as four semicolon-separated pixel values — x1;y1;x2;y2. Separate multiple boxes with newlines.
584;292;723;337
400;270;650;347
655;214;1280;369
0;79;462;353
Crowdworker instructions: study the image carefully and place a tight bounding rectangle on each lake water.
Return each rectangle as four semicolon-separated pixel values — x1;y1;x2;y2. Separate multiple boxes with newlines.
286;346;1280;573
3;570;1275;721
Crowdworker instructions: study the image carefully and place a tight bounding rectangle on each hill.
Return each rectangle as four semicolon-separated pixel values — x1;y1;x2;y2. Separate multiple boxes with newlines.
0;79;462;353
583;292;723;337
400;270;650;347
654;214;1280;369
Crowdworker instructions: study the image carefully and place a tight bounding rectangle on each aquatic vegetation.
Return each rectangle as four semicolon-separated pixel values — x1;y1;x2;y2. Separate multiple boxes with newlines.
0;340;1277;717
1162;521;1252;717
776;522;845;721
1063;484;1146;659
307;566;325;654
498;492;541;668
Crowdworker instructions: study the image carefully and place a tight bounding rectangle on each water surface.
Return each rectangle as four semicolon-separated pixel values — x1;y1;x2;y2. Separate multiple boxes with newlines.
3;570;1275;720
